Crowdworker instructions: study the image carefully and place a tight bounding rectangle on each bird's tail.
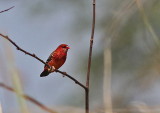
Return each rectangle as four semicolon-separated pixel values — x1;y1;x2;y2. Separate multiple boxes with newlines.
40;70;50;77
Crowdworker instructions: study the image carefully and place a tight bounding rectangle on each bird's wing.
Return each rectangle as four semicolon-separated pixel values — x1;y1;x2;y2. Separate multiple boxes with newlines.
44;51;58;67
46;53;53;64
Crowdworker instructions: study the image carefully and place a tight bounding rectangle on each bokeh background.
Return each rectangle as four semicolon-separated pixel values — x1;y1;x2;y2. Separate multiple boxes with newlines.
0;0;160;113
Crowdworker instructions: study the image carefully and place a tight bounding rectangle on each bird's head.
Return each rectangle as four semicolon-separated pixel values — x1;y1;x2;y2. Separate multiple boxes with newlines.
57;44;70;53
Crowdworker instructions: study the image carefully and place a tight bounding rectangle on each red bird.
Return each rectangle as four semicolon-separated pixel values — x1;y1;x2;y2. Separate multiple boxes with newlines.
40;44;70;77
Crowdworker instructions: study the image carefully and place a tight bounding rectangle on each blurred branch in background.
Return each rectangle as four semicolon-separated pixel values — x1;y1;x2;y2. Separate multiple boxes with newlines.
101;0;160;112
136;0;159;46
0;6;14;14
105;0;160;110
0;83;58;113
3;42;29;113
103;38;112;113
107;0;136;40
102;0;137;111
0;103;2;113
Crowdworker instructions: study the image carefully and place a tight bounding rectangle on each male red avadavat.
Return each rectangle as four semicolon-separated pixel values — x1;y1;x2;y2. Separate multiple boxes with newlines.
40;44;70;77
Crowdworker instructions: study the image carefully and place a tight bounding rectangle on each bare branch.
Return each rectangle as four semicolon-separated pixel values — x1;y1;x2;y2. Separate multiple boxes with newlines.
0;6;14;14
56;70;87;89
85;0;96;113
0;33;86;90
0;83;57;113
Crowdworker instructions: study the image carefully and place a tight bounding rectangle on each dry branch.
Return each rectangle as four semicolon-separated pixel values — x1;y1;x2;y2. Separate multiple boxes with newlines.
0;6;14;13
0;83;57;113
85;0;96;113
0;1;96;112
0;33;86;90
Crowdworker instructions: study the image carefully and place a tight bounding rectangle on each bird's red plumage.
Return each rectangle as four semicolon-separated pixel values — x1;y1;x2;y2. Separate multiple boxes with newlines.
40;44;70;77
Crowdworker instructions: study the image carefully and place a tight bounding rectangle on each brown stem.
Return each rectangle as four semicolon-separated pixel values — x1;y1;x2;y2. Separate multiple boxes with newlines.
0;33;86;90
85;89;89;113
0;6;14;13
85;0;96;113
0;83;57;113
55;70;87;89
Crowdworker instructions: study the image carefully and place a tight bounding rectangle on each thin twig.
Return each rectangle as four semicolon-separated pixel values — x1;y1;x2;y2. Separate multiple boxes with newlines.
0;83;57;113
56;70;87;89
0;33;86;90
0;6;15;14
85;0;96;113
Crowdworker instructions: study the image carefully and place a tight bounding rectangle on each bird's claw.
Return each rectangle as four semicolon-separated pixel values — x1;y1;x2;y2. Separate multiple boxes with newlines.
48;66;55;72
51;66;55;72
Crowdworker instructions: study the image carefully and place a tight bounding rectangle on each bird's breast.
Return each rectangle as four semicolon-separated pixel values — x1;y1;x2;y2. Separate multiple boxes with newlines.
52;56;66;69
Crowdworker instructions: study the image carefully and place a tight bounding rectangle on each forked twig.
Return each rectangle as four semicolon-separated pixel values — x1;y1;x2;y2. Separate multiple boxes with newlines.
0;33;86;90
0;1;96;112
0;83;57;113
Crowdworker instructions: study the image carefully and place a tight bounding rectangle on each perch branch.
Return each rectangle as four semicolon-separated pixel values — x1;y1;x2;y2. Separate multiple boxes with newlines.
0;33;86;90
85;0;96;113
56;70;87;89
0;6;14;13
0;83;57;113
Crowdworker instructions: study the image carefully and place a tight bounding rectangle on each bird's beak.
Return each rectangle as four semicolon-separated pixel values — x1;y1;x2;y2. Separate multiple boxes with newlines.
66;46;70;49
